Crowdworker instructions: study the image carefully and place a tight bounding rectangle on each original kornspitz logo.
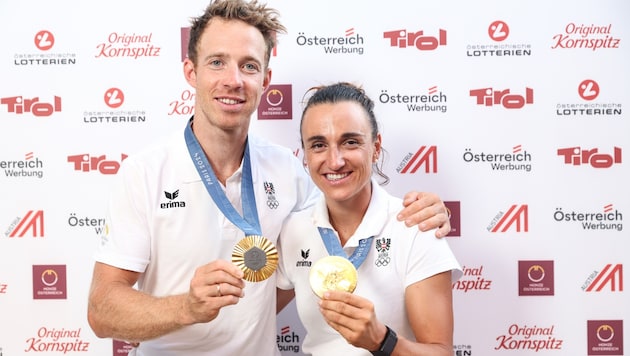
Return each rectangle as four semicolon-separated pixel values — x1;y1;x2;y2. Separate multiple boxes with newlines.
95;32;161;59
551;23;621;50
495;323;563;351
24;326;90;353
452;265;492;293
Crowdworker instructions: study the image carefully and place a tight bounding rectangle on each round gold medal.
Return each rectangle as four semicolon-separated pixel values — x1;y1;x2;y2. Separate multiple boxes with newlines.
309;255;358;298
232;235;278;282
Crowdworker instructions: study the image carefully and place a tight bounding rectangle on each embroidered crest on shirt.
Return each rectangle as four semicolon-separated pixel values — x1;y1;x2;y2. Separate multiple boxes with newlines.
263;181;279;209
375;238;391;267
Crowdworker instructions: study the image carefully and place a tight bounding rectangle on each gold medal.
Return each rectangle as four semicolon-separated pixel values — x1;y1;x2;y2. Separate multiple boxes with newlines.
309;255;358;298
232;235;278;282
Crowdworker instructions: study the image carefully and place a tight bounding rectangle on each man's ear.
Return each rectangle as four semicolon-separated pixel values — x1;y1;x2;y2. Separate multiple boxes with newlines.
183;58;196;87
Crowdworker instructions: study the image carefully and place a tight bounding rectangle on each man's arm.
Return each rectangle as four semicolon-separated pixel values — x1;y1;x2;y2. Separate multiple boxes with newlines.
397;191;451;237
87;260;245;342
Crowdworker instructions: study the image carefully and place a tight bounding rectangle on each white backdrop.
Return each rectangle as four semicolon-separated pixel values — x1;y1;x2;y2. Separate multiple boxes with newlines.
0;0;628;355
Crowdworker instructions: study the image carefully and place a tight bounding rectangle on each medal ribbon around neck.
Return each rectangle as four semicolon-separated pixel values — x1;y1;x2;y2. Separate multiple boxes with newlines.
317;226;373;270
184;120;277;282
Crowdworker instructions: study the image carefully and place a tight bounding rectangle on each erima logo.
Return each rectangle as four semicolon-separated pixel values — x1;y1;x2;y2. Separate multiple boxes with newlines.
296;249;312;267
160;190;186;209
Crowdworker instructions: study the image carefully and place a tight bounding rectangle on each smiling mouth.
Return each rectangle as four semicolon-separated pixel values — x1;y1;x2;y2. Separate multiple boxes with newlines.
217;98;243;105
325;173;349;181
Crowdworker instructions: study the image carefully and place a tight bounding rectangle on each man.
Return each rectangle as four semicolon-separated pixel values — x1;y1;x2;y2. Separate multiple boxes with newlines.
87;1;451;355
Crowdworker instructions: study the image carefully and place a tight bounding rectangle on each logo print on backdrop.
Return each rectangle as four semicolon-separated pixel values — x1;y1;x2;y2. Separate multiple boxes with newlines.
104;88;124;109
453;344;473;355
518;260;554;296
384;28;446;50
94;32;161;59
554;204;623;231
556;79;622;117
587;320;624;355
551;23;621;50
113;340;134;355
0;282;7;294
463;145;533;172
277;325;301;354
34;30;54;51
495;323;563;351
0;95;62;117
444;201;461;237
557;146;622;168
67;153;128;174
297;28;365;55
452;265;492;293
396;146;438;174
579;79;600;100
67;213;107;236
487;205;528;232
32;265;67;299
169;89;195;116
258;85;292;120
5;210;44;238
378;86;448;113
488;20;509;42
583;264;623;292
1;152;45;179
469;87;534;109
467;20;532;57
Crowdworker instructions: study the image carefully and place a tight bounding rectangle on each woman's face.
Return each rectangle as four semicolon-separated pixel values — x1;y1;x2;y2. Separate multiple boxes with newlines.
301;101;381;207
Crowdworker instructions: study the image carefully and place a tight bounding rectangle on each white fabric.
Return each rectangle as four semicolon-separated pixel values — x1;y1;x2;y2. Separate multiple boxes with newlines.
95;124;318;356
277;182;462;356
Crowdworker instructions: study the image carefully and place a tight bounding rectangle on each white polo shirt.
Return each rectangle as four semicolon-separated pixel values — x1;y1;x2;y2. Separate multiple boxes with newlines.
95;126;318;356
277;182;462;356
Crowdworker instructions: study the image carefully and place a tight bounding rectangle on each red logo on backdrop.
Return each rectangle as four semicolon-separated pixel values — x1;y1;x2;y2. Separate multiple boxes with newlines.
181;27;190;62
1;95;62;116
588;320;624;355
488;205;528;232
578;79;600;100
277;325;301;353
557;146;622;168
470;87;534;109
7;210;44;237
519;260;554;296
33;265;67;299
444;201;461;237
258;85;292;120
67;154;128;174
104;88;125;108
585;264;623;292
113;339;134;355
34;30;55;51
0;283;7;294
488;21;509;41
397;146;438;174
453;265;492;293
384;29;447;50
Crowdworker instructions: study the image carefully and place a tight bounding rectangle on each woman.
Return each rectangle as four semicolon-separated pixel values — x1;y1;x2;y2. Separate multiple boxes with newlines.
277;82;461;356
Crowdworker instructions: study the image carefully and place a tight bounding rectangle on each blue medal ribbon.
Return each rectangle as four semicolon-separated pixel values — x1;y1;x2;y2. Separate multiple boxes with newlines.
184;120;262;236
317;226;373;270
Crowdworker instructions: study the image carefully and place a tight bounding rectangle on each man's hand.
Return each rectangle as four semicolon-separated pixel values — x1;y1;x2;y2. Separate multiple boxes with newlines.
397;191;451;238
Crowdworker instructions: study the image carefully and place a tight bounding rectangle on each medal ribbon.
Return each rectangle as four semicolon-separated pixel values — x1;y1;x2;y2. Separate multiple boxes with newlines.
184;120;262;236
317;226;373;270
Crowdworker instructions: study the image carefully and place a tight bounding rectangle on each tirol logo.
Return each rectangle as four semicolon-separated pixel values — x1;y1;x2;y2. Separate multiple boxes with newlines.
519;260;554;296
557;146;622;168
556;79;622;117
5;210;44;238
104;87;124;108
1;95;62;117
94;32;161;59
67;153;128;174
470;87;533;109
34;30;55;51
258;85;292;120
551;23;621;50
463;145;532;172
444;201;461;237
396;146;438;174
582;264;623;292
495;323;563;351
384;28;446;51
14;30;77;66
452;265;492;293
297;28;365;55
169;89;195;116
588;320;624;355
161;190;186;209
466;20;532;57
379;86;448;113
113;339;133;355
33;265;67;299
487;205;528;233
2;152;44;178
277;325;301;353
554;204;623;231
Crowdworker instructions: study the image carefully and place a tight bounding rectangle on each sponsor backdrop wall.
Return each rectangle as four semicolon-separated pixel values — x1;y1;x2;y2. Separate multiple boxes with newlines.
0;0;627;355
